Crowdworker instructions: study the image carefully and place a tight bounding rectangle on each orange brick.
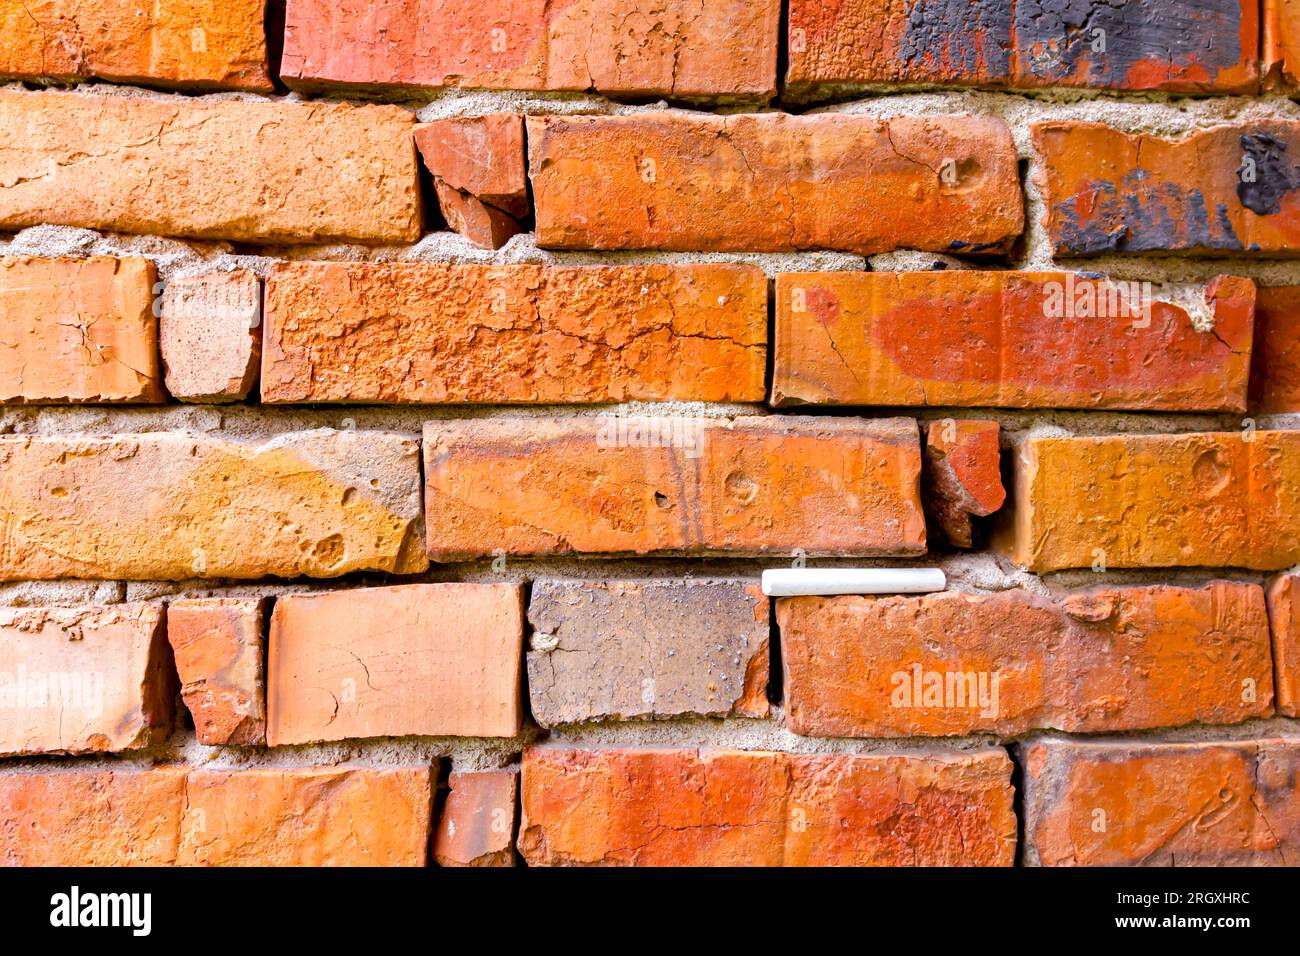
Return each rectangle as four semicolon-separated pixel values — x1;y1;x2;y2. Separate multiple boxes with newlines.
1267;575;1300;717
529;113;1023;254
1250;285;1300;413
1034;120;1300;256
0;90;420;245
0;603;174;757
167;598;268;746
415;114;528;219
1002;431;1300;571
267;585;524;746
0;765;433;865
786;0;1258;98
779;582;1272;738
281;0;780;100
0;256;163;404
923;420;1005;547
180;766;433;866
0;0;272;91
0;430;428;581
423;415;925;559
434;769;517;867
1022;737;1300;865
518;747;1016;866
772;272;1255;411
1266;0;1300;89
261;262;767;404
159;271;262;403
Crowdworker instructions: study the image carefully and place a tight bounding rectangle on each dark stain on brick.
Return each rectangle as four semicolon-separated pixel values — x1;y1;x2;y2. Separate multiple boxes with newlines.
900;0;1015;79
1013;0;1244;87
1238;134;1300;216
1052;172;1244;254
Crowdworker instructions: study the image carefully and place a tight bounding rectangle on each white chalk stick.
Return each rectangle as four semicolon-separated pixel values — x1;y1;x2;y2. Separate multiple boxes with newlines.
760;568;947;597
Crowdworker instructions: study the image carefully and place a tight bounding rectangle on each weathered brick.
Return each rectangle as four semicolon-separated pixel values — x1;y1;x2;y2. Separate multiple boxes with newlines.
1266;0;1300;89
159;271;262;403
0;0;272;91
0;90;421;245
433;181;524;250
0;765;433;865
518;747;1016;866
167;598;267;746
786;0;1258;98
772;271;1255;411
280;0;780;99
434;769;518;867
415;114;529;218
0;430;427;581
0;603;174;757
1034;120;1300;256
1267;575;1300;717
526;580;769;726
267;584;524;746
180;766;433;866
262;262;766;404
1002;431;1300;571
529;113;1023;254
779;582;1272;738
1022;737;1300;865
0;256;163;404
923;420;1004;547
1249;285;1300;413
423;415;925;559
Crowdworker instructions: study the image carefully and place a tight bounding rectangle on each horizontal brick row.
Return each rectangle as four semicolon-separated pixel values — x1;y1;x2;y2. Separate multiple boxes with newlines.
1022;737;1300;866
8;1;1288;100
518;746;1018;866
8;572;1299;760
0;765;433;865
12;257;1282;414
779;582;1273;738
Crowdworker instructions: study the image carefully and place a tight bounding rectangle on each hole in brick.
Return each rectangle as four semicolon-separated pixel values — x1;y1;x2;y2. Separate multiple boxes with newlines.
653;491;671;508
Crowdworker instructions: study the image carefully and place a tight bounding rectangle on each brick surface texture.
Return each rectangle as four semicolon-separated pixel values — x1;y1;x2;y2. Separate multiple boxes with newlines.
0;0;1297;875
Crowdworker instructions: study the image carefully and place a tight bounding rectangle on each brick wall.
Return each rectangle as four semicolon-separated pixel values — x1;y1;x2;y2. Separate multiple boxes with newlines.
1;0;1300;868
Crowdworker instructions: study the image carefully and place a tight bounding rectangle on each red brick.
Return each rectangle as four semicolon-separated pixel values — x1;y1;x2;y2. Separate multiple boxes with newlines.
423;415;925;559
1002;431;1300;571
262;262;766;404
434;769;517;867
280;0;780;100
0;90;421;245
267;585;524;746
0;256;163;404
1266;0;1300;89
526;580;769;726
787;0;1258;98
779;582;1272;738
518;747;1017;866
0;603;174;757
433;182;524;249
1250;285;1300;413
0;765;433;865
0;430;428;581
924;420;1004;547
529;113;1023;254
0;0;272;91
159;271;262;403
1267;575;1300;717
1022;737;1300;865
1034;120;1300;256
167;598;267;746
415;115;528;219
772;271;1255;411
